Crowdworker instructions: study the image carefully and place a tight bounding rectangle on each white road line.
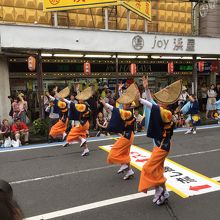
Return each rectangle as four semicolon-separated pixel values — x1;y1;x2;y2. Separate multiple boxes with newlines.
169;148;220;159
24;191;155;220
25;176;220;220
1;124;220;153
10;165;116;185
10;147;220;185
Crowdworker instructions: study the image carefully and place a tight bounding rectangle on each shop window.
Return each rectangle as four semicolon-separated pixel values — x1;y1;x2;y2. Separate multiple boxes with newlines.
26;0;37;9
3;6;15;22
91;8;102;16
76;9;90;15
2;0;14;7
37;10;51;24
15;7;26;22
25;9;37;23
130;18;137;31
14;0;25;7
87;14;95;28
57;11;69;26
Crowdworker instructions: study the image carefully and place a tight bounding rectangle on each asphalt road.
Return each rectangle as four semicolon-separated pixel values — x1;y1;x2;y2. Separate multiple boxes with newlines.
0;127;220;220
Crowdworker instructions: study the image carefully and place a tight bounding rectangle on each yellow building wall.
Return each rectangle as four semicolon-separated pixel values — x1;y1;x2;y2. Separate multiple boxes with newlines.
0;0;192;35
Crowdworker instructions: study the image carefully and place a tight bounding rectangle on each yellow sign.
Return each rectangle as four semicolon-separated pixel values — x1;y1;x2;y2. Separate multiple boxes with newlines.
44;0;151;21
44;0;119;11
121;0;151;21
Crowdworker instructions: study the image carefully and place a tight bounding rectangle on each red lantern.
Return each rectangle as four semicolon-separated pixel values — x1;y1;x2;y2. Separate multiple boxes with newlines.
28;56;36;72
84;62;91;75
168;61;174;74
198;61;205;72
211;60;219;73
130;63;137;76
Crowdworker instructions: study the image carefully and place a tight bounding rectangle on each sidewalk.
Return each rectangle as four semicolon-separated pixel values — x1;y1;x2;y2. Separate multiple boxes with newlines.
1;124;220;153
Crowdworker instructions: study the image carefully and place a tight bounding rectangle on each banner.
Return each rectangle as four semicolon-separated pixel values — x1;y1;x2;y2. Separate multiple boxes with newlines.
44;0;119;11
44;0;152;21
122;0;151;21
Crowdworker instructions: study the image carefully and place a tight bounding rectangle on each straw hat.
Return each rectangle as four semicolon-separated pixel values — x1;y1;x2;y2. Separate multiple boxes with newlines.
182;86;187;91
56;87;70;99
153;80;183;105
76;87;93;101
117;83;140;105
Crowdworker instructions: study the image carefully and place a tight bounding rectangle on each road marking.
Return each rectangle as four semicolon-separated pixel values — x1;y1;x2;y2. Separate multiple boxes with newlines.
9;149;220;185
10;165;116;185
169;148;220;159
1;124;220;153
25;176;220;220
100;144;220;198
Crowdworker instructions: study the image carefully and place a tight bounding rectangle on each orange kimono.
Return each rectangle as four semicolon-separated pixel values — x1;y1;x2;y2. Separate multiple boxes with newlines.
107;108;135;165
66;103;90;143
49;119;68;138
138;104;173;193
49;100;68;139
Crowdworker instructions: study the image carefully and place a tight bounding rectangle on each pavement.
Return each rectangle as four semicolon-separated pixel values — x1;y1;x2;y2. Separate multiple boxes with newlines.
0;125;220;220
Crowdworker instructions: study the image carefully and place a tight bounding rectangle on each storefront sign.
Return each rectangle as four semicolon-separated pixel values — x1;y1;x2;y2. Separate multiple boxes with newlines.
151;36;195;52
100;144;220;198
84;62;91;75
132;35;144;50
44;0;118;11
210;60;219;73
168;61;174;74
198;61;205;72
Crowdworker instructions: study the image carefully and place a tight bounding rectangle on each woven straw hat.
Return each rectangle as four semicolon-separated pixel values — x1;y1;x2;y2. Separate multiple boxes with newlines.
56;87;70;99
153;80;183;105
76;87;93;101
117;83;140;105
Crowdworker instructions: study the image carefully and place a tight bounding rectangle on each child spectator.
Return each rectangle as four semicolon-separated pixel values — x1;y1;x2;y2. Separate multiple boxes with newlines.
0;119;12;148
134;110;144;132
96;112;108;136
11;118;29;146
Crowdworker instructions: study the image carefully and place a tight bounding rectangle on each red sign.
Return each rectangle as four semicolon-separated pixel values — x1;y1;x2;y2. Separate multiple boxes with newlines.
84;62;91;75
28;56;36;72
210;60;219;73
130;63;137;76
168;61;174;74
198;61;204;72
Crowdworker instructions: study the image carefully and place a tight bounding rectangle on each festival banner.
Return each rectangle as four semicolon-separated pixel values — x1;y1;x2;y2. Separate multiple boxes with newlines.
44;0;119;12
121;0;152;21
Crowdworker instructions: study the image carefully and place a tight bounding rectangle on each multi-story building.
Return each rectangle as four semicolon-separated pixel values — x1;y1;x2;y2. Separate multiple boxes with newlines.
0;0;192;35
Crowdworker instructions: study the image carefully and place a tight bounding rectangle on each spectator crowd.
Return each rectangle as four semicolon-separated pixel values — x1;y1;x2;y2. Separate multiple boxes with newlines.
1;81;220;148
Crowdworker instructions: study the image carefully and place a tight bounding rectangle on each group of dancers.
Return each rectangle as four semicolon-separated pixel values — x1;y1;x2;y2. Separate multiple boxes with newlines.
46;76;185;205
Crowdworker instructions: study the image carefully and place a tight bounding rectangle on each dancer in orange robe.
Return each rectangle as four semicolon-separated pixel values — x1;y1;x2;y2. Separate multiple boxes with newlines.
49;99;68;140
62;87;92;157
138;76;176;206
100;83;139;180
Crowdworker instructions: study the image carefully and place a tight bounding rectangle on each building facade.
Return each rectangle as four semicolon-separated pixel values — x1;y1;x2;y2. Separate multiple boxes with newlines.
0;0;192;35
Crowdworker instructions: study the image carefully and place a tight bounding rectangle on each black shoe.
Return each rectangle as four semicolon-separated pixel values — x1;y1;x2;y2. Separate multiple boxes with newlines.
80;140;87;148
63;143;70;148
